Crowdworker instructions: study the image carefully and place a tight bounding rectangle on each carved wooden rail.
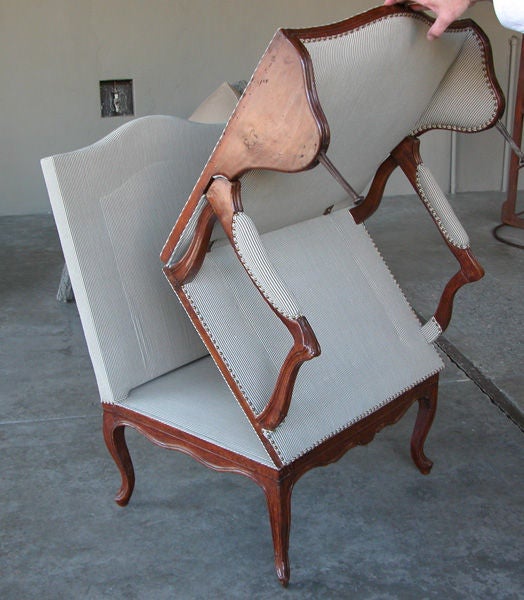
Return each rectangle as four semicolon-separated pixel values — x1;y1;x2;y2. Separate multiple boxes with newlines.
352;136;485;335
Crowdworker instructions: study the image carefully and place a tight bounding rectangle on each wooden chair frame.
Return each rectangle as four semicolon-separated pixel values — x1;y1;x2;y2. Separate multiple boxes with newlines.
98;6;504;586
104;377;438;586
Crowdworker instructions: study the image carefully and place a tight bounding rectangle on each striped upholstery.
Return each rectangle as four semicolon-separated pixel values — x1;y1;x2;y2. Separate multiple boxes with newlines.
185;209;443;464
415;164;470;248
421;317;443;344
301;14;465;201
122;356;275;466
224;14;498;241
183;247;291;416
167;194;209;267
231;212;302;320
42;116;223;404
413;31;500;134
42;115;277;465
238;165;350;236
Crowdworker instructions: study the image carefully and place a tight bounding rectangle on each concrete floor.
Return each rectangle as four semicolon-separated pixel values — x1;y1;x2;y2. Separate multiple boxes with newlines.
1;191;522;599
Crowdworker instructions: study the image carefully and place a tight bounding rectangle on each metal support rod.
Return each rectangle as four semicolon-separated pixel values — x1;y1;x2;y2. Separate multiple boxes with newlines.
496;120;524;166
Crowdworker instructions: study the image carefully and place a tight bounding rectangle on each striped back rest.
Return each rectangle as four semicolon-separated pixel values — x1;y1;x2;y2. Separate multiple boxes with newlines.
195;7;503;237
42;116;224;404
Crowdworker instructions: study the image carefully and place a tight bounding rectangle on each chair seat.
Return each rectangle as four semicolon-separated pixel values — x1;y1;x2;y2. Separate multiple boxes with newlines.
122;356;275;467
183;208;444;464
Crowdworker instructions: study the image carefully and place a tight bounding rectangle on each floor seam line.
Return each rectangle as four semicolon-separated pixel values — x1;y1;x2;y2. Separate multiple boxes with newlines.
0;414;99;426
436;335;524;432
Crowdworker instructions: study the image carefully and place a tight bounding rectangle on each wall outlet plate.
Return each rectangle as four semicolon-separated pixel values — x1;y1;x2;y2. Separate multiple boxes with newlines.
100;80;134;117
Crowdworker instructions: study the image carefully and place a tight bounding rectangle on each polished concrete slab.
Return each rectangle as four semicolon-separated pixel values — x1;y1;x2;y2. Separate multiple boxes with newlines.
1;192;522;599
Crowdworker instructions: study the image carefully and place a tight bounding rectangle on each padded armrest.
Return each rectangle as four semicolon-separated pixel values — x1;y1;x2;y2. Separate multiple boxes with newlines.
351;135;484;340
228;215;326;432
207;178;321;430
231;212;302;320
414;164;470;250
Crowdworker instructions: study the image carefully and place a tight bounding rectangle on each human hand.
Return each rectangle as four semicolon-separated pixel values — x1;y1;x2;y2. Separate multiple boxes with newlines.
383;0;478;40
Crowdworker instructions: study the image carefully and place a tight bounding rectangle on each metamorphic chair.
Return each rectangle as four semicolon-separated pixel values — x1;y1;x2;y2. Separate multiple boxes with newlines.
42;6;504;587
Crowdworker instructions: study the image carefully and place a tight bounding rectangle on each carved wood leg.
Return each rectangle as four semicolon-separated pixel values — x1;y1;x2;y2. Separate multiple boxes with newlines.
410;386;438;475
103;407;135;506
262;476;294;587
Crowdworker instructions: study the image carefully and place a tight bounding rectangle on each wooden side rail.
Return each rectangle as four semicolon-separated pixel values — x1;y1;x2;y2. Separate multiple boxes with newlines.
352;136;484;335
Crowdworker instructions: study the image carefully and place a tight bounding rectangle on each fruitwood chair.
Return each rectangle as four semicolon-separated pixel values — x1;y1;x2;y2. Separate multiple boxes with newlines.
42;6;503;586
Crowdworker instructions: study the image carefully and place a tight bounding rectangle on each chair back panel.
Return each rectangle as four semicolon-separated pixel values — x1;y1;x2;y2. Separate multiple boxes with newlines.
228;11;501;237
42;116;223;403
301;15;464;194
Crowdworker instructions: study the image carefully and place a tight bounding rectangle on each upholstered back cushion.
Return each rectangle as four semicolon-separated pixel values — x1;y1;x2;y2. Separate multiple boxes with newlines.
236;14;498;234
42;116;224;403
303;15;462;193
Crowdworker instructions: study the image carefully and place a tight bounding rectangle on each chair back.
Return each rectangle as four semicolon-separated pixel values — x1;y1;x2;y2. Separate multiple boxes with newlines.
42;116;224;403
238;8;503;232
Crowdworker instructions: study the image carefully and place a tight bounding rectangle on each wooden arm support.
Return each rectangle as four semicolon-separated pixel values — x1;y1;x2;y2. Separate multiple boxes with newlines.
352;136;484;334
206;177;321;430
391;137;484;332
164;176;320;431
257;315;320;430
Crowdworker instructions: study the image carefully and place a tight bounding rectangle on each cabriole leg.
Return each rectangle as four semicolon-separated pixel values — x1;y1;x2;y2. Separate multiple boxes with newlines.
103;407;135;506
411;387;438;475
263;477;294;587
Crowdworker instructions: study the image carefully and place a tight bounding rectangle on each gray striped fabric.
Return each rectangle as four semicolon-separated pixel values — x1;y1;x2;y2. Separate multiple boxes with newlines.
302;15;467;207
43;117;282;466
416;164;470;249
413;31;499;134
229;15;487;240
122;356;275;467
185;209;444;464
238;166;351;237
421;317;443;344
167;194;209;267
183;245;291;416
232;212;302;319
42;116;224;404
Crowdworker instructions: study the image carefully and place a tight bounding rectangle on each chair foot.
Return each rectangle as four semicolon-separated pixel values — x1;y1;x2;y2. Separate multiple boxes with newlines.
263;477;293;586
410;391;437;475
103;408;135;506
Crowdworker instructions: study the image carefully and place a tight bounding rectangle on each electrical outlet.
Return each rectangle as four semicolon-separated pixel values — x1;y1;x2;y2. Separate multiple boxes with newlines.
100;80;134;117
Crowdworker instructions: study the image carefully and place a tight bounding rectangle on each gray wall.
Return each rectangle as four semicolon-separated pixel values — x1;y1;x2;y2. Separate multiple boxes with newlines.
0;0;520;216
